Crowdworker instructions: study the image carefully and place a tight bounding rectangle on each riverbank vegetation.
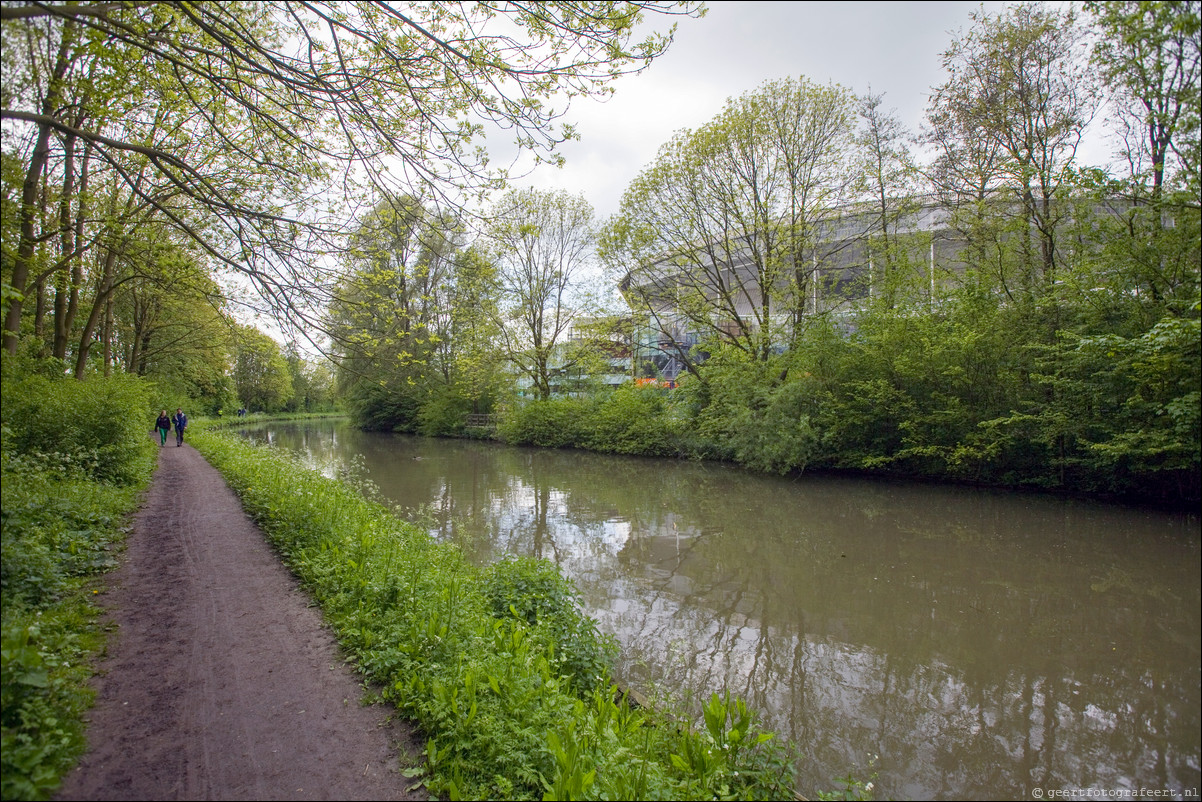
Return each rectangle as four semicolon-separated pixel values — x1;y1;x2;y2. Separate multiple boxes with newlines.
326;3;1201;508
0;367;802;800
189;424;798;800
2;3;1197;796
0;364;158;800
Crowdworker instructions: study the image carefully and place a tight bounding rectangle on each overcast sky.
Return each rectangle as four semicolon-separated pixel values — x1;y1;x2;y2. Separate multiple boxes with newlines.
511;0;1107;222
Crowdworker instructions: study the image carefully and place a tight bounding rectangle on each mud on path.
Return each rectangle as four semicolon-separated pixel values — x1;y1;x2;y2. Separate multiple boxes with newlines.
55;440;425;801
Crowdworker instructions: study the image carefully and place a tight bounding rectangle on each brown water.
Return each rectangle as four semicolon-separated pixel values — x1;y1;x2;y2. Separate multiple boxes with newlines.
237;420;1201;800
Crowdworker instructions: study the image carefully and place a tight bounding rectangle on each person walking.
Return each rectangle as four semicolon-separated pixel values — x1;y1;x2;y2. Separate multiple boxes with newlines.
155;410;171;447
173;408;188;447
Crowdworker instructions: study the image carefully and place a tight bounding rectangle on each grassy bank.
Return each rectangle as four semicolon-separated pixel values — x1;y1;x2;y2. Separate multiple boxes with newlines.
1;370;158;800
190;424;798;800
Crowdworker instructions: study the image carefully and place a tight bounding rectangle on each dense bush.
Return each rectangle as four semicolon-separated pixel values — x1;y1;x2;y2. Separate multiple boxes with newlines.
582;383;683;457
791;296;1202;504
1;372;158;485
497;386;687;459
1;366;156;800
483;557;619;695
484;279;1199;507
345;378;426;432
416;384;472;437
686;351;820;474
497;397;591;449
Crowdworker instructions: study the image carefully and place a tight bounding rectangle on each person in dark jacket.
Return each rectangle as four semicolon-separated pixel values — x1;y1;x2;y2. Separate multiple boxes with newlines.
173;409;188;447
155;410;171;446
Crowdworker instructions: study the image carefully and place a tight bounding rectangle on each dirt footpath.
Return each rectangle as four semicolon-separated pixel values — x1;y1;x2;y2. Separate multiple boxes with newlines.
55;440;425;801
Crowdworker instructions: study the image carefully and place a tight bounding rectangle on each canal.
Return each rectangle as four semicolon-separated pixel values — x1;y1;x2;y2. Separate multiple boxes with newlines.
236;419;1201;800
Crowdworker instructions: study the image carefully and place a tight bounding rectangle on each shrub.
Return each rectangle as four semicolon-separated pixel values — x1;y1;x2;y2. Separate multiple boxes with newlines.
416;385;472;437
1;373;156;485
690;353;819;474
584;384;683;457
1;603;100;802
483;557;619;695
497;397;590;448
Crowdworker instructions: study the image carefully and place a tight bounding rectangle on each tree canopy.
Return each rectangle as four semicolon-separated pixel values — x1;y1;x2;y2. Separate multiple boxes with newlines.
602;77;858;372
1;0;703;353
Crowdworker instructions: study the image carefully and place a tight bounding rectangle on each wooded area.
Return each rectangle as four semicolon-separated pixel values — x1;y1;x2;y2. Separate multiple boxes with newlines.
2;0;696;404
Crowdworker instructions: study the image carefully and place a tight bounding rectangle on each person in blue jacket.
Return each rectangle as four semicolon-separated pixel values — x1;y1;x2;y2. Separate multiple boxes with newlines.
173;409;188;447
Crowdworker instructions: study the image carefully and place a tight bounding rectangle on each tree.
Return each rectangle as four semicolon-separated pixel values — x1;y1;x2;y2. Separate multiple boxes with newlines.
603;77;856;377
437;244;507;413
926;3;1100;305
113;239;238;412
1078;1;1201;324
854;90;923;307
233;325;294;412
1087;0;1201;202
328;193;466;427
284;343;336;413
334;194;462;368
1;1;703;355
486;187;599;400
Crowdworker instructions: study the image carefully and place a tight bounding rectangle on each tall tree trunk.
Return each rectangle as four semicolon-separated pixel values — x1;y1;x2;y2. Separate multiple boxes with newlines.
53;129;79;360
75;244;118;378
65;140;92;356
102;295;114;377
4;21;75;355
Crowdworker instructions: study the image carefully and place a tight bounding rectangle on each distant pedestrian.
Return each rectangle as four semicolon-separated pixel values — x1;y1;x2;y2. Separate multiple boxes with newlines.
155;410;171;447
173;408;188;447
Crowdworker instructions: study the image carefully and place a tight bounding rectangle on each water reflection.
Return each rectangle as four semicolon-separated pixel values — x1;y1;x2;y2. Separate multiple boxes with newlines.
236;420;1201;800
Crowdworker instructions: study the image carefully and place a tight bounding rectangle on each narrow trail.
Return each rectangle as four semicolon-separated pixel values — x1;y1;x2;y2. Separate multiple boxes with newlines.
54;440;424;801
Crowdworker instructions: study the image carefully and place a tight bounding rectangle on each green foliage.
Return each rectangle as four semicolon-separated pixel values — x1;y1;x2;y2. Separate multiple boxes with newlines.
283;349;338;414
486;188;603;402
1;371;157;485
417;385;472;437
582;384;683;457
484;556;583;626
604;75;858;367
497;398;591;449
690;350;819;474
345;378;427;433
2;1;701;371
992;310;1202;498
1;603;102;802
330;196;508;435
232;325;295;414
1;471;131;607
477;261;1193;506
483;557;619;695
189;427;796;800
116;249;240;413
496;387;687;458
1;368;155;800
